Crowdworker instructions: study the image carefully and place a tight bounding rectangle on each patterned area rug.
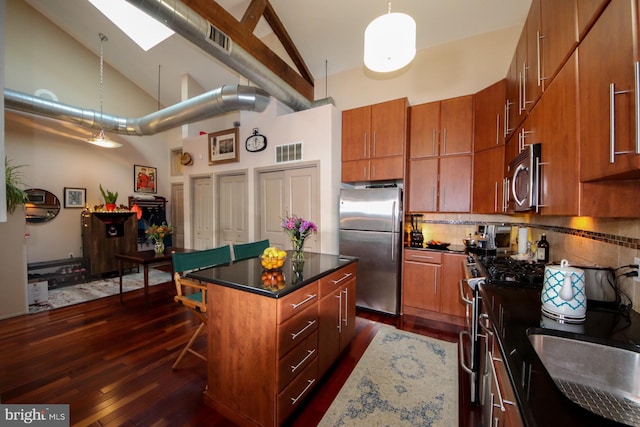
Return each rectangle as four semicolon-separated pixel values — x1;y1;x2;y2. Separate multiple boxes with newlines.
319;324;458;427
28;269;173;313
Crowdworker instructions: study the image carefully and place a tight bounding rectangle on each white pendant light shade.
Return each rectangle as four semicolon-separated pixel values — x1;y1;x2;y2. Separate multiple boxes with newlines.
364;7;416;73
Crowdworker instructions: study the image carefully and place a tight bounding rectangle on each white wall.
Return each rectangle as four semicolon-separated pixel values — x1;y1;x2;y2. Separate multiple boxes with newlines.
180;100;342;255
316;25;522;110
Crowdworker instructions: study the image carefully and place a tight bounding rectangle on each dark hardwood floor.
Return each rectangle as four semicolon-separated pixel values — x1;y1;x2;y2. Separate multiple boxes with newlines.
0;280;480;426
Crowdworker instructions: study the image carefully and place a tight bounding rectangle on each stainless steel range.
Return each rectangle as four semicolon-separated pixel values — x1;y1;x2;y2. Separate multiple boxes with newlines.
459;254;545;404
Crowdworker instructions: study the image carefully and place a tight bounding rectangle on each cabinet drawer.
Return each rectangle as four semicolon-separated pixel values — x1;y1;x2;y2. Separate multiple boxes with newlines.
404;250;442;264
277;358;318;425
318;263;357;297
277;303;318;357
277;330;318;392
277;281;318;324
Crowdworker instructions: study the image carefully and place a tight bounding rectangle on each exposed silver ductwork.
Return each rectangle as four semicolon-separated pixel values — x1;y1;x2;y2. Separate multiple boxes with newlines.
4;84;270;136
126;0;314;112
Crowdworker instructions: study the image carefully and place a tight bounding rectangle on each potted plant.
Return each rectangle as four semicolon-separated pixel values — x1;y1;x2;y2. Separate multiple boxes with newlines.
5;157;28;214
99;184;118;211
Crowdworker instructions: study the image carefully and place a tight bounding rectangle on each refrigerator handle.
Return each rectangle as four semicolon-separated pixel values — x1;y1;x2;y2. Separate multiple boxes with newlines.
391;201;397;262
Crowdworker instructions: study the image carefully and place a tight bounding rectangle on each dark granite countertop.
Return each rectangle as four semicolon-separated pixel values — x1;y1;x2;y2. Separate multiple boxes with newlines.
480;284;640;426
404;244;468;253
187;251;357;298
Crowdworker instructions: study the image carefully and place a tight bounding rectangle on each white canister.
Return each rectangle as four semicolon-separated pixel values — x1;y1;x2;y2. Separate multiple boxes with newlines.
541;259;587;323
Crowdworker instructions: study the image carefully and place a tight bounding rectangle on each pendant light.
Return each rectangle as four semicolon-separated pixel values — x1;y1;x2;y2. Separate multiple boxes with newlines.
364;2;416;73
87;33;122;148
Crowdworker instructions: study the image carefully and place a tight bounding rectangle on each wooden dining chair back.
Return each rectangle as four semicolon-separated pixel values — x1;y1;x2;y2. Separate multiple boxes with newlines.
171;245;231;369
232;239;270;261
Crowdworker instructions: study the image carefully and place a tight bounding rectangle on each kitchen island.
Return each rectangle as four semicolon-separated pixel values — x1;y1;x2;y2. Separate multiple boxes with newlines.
480;283;640;426
187;252;357;427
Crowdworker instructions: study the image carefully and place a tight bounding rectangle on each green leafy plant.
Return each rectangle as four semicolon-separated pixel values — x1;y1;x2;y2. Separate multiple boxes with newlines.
5;157;28;214
99;184;118;204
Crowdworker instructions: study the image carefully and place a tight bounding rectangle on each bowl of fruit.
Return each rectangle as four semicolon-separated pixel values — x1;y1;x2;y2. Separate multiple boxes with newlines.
260;246;287;271
426;240;451;250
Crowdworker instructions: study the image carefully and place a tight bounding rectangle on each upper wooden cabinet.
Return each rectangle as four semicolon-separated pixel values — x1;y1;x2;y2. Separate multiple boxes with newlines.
408;156;471;213
578;0;640;182
474;79;506;152
472;146;506;214
409;95;473;158
539;51;580;216
577;0;610;40
342;98;407;182
539;0;579;87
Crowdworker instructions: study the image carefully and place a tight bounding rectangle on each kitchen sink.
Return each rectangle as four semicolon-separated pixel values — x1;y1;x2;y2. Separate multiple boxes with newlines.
528;328;640;426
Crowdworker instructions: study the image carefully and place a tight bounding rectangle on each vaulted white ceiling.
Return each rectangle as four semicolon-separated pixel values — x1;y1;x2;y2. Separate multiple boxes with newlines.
23;0;531;107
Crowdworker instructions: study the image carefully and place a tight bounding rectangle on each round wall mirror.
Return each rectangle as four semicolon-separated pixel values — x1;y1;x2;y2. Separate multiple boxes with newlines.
25;189;60;223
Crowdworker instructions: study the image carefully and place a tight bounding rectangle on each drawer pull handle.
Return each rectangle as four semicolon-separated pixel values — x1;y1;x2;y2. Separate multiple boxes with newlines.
411;255;434;260
290;294;317;309
331;272;353;285
290;378;316;405
291;349;316;373
291;320;317;340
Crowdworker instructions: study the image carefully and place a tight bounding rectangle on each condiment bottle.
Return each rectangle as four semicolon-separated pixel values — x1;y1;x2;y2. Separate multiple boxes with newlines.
536;233;550;263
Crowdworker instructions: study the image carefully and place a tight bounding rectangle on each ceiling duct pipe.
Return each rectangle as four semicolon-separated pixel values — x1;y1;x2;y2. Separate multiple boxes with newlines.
126;0;314;112
4;84;270;136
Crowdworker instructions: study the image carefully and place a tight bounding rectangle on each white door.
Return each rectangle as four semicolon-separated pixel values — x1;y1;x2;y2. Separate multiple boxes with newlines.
192;175;213;249
259;165;319;251
170;183;185;248
217;172;248;246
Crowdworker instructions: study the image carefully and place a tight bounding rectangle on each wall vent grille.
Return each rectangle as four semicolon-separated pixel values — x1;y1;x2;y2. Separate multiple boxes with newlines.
276;142;303;163
206;24;231;52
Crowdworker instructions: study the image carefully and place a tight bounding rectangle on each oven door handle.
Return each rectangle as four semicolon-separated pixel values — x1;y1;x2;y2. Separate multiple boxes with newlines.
459;279;473;305
458;330;474;374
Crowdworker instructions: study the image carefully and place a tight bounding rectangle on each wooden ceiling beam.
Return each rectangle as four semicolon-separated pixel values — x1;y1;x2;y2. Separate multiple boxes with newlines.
241;0;267;31
181;0;314;102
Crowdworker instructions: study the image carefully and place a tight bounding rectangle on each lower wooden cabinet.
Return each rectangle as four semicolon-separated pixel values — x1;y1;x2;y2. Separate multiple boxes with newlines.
81;212;137;276
318;263;357;377
204;263;356;427
402;250;466;325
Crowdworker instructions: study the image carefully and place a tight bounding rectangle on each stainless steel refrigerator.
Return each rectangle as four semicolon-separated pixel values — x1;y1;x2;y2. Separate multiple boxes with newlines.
339;187;402;315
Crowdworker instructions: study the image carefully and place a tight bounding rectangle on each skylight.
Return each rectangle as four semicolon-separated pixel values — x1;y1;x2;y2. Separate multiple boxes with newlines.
87;0;174;51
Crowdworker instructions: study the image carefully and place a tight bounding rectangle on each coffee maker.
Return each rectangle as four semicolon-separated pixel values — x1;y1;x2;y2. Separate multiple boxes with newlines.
410;214;424;248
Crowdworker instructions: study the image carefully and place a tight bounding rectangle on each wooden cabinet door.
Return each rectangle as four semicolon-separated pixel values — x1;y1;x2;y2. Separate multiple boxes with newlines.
317;291;340;377
341;160;369;182
409;102;440;158
524;0;542;110
473;146;505;214
408;158;438;212
402;260;440;312
474;80;506;152
439;156;472;213
540;51;580;215
339;279;356;353
440;253;466;318
342;105;371;161
506;53;519;138
440;95;473;155
540;0;578;86
514;29;529;126
370;156;404;181
579;0;640;181
371;98;407;158
577;0;609;40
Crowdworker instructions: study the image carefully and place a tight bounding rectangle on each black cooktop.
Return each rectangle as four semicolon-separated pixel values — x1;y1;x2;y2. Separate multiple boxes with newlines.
478;255;546;289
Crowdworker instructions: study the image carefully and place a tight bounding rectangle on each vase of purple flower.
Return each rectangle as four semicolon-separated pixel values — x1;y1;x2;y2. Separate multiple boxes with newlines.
281;215;317;262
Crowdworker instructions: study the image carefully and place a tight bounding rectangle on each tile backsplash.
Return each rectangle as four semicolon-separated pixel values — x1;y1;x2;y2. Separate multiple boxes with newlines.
410;213;640;314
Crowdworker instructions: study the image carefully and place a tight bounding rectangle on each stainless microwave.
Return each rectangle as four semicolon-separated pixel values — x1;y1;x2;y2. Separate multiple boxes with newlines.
508;143;542;212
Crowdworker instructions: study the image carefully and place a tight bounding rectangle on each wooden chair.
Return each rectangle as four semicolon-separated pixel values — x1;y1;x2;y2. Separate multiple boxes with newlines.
232;239;270;261
171;245;231;369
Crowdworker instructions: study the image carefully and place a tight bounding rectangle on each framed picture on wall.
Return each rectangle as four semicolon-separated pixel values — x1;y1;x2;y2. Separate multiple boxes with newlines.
208;128;239;165
63;187;86;208
134;165;157;193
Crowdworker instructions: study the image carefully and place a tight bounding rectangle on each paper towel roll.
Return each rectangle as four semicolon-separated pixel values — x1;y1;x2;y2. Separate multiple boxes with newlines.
518;227;528;254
